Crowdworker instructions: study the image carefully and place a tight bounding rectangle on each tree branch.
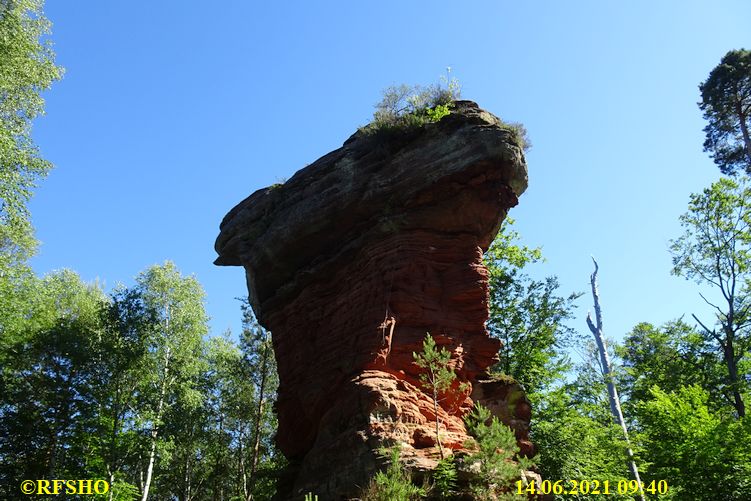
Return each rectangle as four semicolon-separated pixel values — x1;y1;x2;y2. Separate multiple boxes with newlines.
692;313;725;348
698;292;725;316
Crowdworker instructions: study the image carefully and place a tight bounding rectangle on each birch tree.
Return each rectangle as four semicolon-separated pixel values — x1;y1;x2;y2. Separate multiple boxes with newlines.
96;287;151;501
0;0;62;266
133;262;207;501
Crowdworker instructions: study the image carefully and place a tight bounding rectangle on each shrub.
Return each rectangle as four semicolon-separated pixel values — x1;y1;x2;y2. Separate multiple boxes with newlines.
361;72;531;154
362;70;462;134
500;121;531;152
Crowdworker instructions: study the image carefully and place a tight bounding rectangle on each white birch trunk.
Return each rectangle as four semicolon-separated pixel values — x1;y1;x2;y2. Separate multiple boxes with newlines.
140;350;168;501
141;305;172;501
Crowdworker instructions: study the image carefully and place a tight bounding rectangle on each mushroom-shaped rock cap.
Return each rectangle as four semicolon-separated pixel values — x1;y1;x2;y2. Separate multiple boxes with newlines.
214;100;528;324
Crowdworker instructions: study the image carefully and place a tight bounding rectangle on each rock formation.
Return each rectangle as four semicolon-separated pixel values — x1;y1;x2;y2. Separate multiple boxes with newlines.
214;101;531;499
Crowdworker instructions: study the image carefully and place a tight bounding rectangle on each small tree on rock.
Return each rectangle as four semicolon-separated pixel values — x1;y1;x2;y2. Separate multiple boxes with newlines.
413;333;464;459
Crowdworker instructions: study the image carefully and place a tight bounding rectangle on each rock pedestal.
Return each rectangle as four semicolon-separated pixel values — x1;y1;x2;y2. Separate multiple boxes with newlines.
215;101;529;499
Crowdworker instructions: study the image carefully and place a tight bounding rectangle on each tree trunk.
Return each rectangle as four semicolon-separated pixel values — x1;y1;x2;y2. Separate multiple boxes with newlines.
141;377;166;501
141;341;171;501
213;413;224;501
138;453;144;493
46;365;76;480
430;365;444;460
724;288;746;418
108;384;122;501
724;337;746;417
108;472;115;501
434;386;444;459
586;259;645;501
239;436;249;501
247;335;271;499
735;101;751;169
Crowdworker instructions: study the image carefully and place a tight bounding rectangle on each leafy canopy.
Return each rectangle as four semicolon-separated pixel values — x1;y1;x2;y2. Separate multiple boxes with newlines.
0;270;108;490
0;0;63;263
669;176;751;416
670;176;751;291
617;320;727;413
485;218;581;395
636;385;751;500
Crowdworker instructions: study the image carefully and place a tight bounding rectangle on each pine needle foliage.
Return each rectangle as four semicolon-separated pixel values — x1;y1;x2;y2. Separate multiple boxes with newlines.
361;445;426;501
413;333;463;459
431;457;459;499
464;405;534;500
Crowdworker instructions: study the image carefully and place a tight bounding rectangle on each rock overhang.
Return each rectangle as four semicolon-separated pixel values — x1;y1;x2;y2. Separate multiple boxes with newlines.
215;100;528;323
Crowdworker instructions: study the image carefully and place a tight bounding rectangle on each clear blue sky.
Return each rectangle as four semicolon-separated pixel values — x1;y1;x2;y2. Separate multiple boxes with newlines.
29;1;751;349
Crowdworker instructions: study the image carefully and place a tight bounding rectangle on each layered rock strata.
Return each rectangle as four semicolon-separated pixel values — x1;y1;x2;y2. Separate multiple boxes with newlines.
215;101;529;499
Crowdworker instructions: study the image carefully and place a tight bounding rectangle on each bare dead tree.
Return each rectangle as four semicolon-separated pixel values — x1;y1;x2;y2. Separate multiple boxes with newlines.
586;258;645;501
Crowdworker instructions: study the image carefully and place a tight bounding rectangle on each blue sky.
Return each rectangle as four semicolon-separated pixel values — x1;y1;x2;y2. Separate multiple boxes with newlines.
29;1;750;350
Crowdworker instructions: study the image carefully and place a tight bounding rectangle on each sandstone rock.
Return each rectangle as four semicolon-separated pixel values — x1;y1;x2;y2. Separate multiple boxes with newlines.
215;101;529;499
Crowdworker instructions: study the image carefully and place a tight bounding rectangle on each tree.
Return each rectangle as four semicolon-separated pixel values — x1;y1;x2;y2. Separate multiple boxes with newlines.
155;361;212;501
142;300;282;501
0;0;63;264
483;220;620;499
0;0;63;393
585;260;645;501
360;445;425;501
531;341;642;501
699;49;751;176
464;405;531;501
0;271;107;496
93;286;152;501
670;177;751;418
129;262;208;501
412;334;463;459
617;323;751;499
200;334;244;501
149;299;283;501
238;300;281;500
484;218;580;395
532;394;634;501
